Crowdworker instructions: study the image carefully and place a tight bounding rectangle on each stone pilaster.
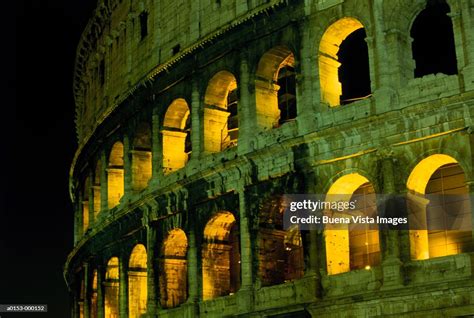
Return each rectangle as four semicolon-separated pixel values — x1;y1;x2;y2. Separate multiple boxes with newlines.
466;180;474;245
296;18;318;134
100;151;108;213
151;108;163;184
96;267;105;318
191;79;202;159
145;223;159;315
379;150;404;289
234;182;255;313
87;172;95;226
119;257;128;318
83;264;90;318
237;187;253;289
74;198;82;245
187;221;199;302
123;134;132;200
238;52;253;155
447;0;474;91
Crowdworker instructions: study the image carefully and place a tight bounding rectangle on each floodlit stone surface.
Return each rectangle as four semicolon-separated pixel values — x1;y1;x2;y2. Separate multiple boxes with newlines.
66;0;474;317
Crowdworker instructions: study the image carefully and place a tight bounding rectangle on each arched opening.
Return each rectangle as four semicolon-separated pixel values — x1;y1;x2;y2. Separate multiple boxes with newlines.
411;0;457;78
162;99;191;174
128;244;147;318
132;124;152;191
255;46;297;129
104;257;119;318
202;211;241;300
90;270;98;318
407;154;472;260
319;17;371;107
93;161;101;217
204;71;238;152
257;196;304;286
325;173;380;275
159;228;188;308
108;142;124;209
82;177;90;233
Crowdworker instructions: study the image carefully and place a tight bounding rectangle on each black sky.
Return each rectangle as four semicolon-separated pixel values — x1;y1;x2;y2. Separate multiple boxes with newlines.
2;1;97;317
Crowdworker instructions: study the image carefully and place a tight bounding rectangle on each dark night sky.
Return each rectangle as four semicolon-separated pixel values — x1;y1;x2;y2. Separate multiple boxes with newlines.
1;1;97;317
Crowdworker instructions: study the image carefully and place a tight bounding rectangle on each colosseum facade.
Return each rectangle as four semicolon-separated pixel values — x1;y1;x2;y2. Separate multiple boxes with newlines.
65;0;474;317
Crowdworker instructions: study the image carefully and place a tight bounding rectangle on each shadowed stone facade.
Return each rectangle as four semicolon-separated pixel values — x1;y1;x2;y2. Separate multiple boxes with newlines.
65;0;474;317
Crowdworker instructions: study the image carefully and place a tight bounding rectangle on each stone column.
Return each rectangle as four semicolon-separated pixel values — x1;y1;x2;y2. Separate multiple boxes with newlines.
187;221;199;302
83;264;90;318
466;180;474;244
235;185;256;313
123;134;132;200
446;0;474;91
151;108;163;184
74;198;82;245
100;151;109;213
237;187;253;289
238;52;253;155
371;0;399;113
297;19;318;134
87;172;95;226
72;292;78;318
379;152;404;289
146;224;159;315
191;79;202;159
119;257;129;318
97;267;105;318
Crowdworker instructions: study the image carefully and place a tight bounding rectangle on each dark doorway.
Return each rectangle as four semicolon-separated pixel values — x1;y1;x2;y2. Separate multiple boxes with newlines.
411;0;457;78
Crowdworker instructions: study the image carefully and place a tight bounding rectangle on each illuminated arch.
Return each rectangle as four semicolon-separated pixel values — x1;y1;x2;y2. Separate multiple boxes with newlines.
406;154;457;194
132;124;152;191
159;229;188;308
406;154;472;260
204;71;238;152
255;46;296;128
202;211;240;300
324;173;380;275
257;196;303;286
107;141;124;209
319;17;371;106
162;99;191;174
108;142;124;209
104;257;119;318
128;244;147;318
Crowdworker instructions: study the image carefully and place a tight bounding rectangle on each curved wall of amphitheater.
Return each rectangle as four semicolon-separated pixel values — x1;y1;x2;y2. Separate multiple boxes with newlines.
66;0;474;317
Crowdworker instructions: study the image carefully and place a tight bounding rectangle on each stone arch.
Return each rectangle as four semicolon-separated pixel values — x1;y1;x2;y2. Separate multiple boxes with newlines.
204;71;238;152
132;123;152;191
406;154;472;260
410;0;457;78
257;195;304;286
324;173;381;275
202;211;241;300
104;257;119;318
128;244;147;318
108;142;124;209
162;99;191;174
255;45;297;128
159;228;188;308
318;17;371;106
